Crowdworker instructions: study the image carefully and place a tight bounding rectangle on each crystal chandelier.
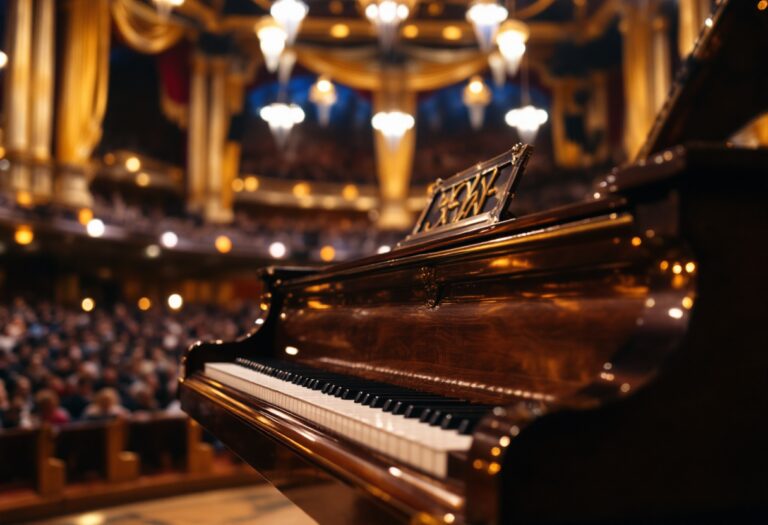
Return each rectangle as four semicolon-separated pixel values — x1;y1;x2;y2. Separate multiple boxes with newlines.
270;0;308;45
462;76;492;130
487;51;506;86
372;110;415;150
257;20;288;73
505;105;547;143
278;49;297;85
152;0;184;19
466;0;508;52
360;0;416;50
309;76;338;128
260;103;305;148
496;19;529;75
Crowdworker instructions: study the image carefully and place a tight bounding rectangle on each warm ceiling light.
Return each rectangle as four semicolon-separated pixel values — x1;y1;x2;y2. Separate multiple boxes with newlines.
309;76;338;127
442;25;462;40
402;24;419;38
16;191;33;207
125;156;141;172
372;110;415;150
0;51;7;70
81;297;95;312
270;0;308;45
160;231;178;248
362;0;415;49
496;19;529;75
135;172;150;187
78;208;94;226
14;225;34;245
462;75;492;130
215;235;233;254
330;23;350;38
257;20;288;73
137;297;152;311
152;0;184;19
260;102;305;148
320;245;336;262
505;104;548;143
231;178;244;192
167;293;183;310
145;244;161;258
269;241;287;259
86;218;106;238
244;176;260;191
466;0;508;51
342;184;359;201
292;182;311;198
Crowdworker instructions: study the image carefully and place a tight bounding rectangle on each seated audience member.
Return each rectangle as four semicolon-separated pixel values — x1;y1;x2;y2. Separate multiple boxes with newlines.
84;387;128;420
33;388;71;426
62;376;93;420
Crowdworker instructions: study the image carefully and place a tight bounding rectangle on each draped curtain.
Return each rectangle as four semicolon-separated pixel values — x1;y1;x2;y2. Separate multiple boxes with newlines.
56;0;110;165
111;0;185;54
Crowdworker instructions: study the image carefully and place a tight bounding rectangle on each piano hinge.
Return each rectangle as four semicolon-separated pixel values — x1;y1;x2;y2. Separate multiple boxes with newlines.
418;266;440;308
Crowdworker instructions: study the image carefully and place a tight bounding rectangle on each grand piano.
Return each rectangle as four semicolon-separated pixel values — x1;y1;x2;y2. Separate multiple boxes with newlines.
179;1;768;523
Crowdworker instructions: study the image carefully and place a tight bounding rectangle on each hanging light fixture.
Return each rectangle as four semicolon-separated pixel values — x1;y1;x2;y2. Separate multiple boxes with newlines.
496;19;529;75
270;0;308;45
466;0;508;52
505;58;547;143
257;19;288;73
372;110;415;150
505;105;548;142
152;0;185;19
309;76;338;127
360;0;416;50
462;76;492;130
487;51;506;87
260;102;305;148
278;49;297;85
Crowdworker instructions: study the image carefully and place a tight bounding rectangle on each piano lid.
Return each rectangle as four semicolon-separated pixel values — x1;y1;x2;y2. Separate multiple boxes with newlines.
638;0;768;160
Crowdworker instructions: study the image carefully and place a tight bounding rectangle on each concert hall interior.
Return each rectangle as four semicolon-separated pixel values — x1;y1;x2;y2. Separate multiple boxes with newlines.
0;0;766;524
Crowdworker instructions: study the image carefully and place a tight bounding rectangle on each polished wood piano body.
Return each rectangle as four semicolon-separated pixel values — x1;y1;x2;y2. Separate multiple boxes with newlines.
180;2;768;523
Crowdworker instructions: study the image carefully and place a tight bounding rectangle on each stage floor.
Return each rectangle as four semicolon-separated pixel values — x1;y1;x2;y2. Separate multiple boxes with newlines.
31;484;317;525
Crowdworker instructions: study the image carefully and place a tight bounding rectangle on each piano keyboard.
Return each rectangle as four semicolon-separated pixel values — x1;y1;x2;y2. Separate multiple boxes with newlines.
204;358;488;478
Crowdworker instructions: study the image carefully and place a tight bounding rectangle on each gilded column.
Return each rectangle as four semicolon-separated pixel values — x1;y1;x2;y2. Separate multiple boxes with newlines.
678;0;712;57
204;59;232;223
220;73;246;220
651;14;671;114
3;0;34;192
29;0;56;199
373;71;415;230
187;54;208;214
620;1;654;159
55;0;110;207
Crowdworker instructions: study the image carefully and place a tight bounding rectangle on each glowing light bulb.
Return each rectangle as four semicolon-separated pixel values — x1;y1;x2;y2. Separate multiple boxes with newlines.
86;218;105;238
372;111;415;150
496;20;529;75
505;105;548;143
270;0;308;45
269;241;287;259
260;103;305;148
257;21;288;73
466;1;508;51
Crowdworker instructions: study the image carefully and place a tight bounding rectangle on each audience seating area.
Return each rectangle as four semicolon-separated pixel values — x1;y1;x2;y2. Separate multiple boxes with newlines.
0;415;259;522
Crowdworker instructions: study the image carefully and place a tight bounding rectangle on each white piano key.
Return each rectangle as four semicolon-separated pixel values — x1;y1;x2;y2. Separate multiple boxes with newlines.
204;362;472;478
